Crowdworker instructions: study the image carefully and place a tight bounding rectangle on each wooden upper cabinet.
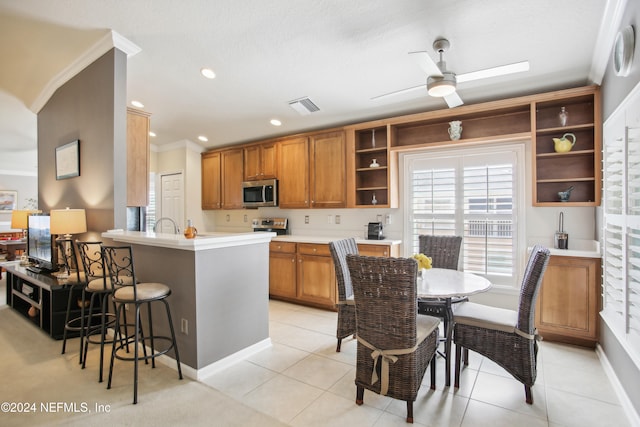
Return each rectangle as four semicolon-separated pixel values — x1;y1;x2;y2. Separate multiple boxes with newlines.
126;108;151;207
201;151;221;209
278;137;310;208
310;131;346;208
244;142;277;181
221;148;244;209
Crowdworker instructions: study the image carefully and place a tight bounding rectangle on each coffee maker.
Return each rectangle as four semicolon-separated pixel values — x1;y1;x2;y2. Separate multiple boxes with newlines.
367;222;384;240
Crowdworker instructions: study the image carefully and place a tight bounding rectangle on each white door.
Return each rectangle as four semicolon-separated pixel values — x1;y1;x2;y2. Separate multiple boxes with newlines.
159;172;184;233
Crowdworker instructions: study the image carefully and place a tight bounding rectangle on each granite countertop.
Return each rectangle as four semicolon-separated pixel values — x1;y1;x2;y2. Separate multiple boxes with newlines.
272;235;401;245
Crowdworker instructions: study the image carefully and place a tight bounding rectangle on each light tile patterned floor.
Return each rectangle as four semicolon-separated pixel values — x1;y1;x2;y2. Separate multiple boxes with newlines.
202;299;632;427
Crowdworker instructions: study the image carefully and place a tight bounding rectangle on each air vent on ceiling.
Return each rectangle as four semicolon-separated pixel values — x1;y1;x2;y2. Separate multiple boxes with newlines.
288;97;320;115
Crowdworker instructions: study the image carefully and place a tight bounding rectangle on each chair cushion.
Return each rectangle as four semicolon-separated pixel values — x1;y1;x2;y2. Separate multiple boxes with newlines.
86;275;133;292
114;282;170;302
416;315;440;343
453;302;517;334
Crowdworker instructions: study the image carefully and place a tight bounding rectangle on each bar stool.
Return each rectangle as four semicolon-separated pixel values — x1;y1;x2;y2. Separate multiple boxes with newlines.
76;241;118;382
58;238;89;361
102;245;182;404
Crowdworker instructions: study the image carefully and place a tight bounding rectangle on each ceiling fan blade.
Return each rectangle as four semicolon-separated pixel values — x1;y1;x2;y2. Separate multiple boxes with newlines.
444;91;464;108
408;51;443;77
456;61;530;84
371;83;426;101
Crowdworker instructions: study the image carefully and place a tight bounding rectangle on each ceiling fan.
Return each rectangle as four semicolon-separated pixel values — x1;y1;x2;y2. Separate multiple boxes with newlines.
372;38;530;108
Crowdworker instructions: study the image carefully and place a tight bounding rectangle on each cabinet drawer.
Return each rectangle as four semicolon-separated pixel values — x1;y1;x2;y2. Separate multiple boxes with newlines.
358;244;390;257
298;243;331;256
270;241;296;253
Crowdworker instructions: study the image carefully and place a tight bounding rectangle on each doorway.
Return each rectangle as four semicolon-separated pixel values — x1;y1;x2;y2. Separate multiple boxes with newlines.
158;172;184;233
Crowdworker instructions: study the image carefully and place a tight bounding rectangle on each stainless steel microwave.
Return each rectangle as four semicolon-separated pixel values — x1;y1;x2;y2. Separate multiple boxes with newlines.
242;179;278;208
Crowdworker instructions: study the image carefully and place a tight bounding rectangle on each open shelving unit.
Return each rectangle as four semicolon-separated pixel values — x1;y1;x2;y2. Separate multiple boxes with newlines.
353;125;393;207
532;89;601;206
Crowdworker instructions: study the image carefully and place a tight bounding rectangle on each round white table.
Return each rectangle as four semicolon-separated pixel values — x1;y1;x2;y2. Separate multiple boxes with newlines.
417;268;492;386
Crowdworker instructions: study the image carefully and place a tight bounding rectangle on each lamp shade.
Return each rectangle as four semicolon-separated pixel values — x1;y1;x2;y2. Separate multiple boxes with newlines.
427;72;457;97
50;208;87;235
11;209;41;230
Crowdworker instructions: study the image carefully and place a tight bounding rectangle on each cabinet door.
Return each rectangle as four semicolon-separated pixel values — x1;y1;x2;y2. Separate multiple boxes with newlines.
310;131;346;208
243;145;261;181
269;251;297;298
535;256;600;345
260;142;278;179
201;151;221;209
297;252;336;308
126;108;150;206
278;137;310;208
221;148;244;209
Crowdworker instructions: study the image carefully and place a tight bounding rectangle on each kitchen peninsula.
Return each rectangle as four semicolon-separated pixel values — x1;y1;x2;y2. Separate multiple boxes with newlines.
101;230;274;379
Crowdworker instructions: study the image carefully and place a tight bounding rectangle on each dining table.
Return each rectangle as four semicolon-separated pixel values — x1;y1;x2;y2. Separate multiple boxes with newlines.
417;268;492;386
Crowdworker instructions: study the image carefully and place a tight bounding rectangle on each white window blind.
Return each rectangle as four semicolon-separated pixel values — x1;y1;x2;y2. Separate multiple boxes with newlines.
405;146;522;286
602;92;640;367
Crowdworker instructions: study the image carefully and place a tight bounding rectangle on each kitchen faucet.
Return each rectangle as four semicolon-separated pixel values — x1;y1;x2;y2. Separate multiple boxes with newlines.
153;217;180;234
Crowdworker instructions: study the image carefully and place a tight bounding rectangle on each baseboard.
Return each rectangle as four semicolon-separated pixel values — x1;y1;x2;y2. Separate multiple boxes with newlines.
596;343;640;426
146;337;273;381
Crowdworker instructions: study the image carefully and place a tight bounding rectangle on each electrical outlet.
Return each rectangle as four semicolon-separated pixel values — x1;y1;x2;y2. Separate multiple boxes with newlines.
385;214;392;225
305;215;309;224
226;214;230;222
243;214;248;222
327;215;334;224
181;318;188;335
335;215;341;224
376;214;383;222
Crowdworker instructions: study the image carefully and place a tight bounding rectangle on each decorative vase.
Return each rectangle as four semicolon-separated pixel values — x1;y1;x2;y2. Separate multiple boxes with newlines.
184;219;198;239
371;129;376;148
371;193;378;205
559;107;568;127
448;121;462;140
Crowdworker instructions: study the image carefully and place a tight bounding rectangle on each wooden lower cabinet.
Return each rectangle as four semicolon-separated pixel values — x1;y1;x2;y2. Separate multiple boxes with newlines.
269;240;399;310
534;255;601;347
269;242;297;299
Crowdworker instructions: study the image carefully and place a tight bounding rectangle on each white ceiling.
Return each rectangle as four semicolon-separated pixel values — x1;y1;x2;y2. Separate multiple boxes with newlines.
0;0;621;174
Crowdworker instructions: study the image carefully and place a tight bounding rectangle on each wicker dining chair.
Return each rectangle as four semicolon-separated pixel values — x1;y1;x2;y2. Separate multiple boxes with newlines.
417;235;464;366
417;235;464;315
329;238;358;352
453;244;550;404
346;254;440;423
418;235;463;270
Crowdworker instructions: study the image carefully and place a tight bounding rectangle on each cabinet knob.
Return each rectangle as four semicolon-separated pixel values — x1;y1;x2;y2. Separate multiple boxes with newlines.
313;248;317;252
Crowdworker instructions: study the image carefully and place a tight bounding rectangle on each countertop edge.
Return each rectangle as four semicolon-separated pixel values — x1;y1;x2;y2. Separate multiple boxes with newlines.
272;235;401;245
102;231;275;251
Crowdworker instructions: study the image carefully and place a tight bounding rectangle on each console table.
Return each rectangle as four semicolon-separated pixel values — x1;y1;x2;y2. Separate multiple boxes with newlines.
2;262;84;340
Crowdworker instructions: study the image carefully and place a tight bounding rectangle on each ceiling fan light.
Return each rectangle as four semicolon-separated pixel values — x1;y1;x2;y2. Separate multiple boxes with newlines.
427;74;456;97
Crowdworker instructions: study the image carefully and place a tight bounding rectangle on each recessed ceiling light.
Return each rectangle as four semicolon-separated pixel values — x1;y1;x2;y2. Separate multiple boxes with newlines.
270;119;282;126
200;68;216;79
149;131;156;137
198;135;208;142
131;100;144;108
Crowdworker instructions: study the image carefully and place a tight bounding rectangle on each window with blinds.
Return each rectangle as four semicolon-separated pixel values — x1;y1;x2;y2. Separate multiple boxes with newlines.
404;145;523;286
602;96;640;366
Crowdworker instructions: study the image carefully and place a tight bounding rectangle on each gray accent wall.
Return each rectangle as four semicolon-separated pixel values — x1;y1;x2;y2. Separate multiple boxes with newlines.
600;0;640;416
37;48;128;235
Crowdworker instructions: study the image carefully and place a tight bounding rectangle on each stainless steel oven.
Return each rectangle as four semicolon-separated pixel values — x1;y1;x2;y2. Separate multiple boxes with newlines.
252;217;288;235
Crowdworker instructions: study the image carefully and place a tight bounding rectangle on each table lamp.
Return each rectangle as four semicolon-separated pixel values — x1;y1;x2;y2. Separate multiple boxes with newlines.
11;209;42;240
50;208;87;239
50;208;87;271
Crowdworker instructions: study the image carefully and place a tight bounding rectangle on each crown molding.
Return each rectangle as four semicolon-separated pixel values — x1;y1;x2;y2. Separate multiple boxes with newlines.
589;0;628;84
152;139;206;153
30;30;141;113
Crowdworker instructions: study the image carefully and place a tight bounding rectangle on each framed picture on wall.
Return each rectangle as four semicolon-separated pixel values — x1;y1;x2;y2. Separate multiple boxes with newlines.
55;139;80;180
0;190;17;211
